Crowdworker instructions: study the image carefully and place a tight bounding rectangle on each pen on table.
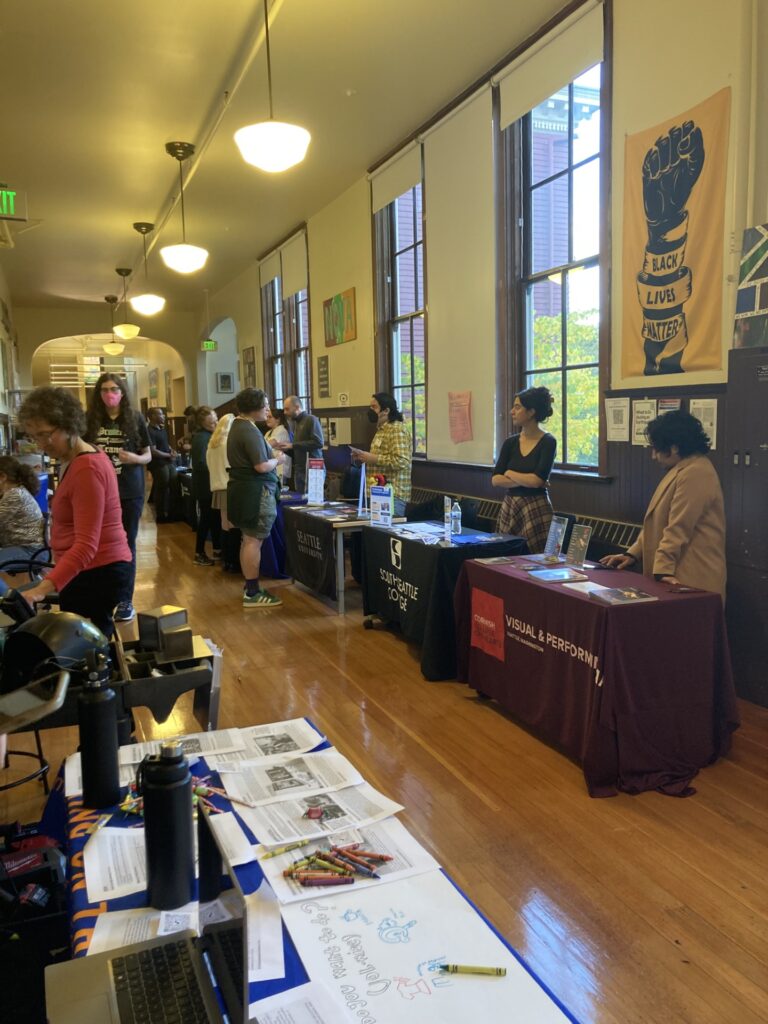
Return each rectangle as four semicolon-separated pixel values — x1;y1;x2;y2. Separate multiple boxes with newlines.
84;814;111;842
259;839;311;859
438;964;507;976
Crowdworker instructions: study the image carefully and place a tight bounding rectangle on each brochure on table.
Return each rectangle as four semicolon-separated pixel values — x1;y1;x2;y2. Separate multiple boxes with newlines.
370;484;394;526
307;458;326;504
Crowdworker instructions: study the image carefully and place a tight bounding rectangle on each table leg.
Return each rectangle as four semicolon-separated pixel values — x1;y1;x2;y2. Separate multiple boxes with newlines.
336;530;346;615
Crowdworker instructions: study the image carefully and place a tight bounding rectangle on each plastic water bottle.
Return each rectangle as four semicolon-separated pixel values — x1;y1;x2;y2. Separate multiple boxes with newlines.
443;496;452;542
451;500;462;535
138;740;194;910
78;652;120;809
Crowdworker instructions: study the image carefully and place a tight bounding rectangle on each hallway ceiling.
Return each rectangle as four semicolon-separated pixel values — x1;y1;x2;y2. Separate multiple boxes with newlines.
0;0;565;314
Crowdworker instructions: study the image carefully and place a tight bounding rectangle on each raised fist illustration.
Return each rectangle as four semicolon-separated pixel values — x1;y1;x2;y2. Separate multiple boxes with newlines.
642;120;704;243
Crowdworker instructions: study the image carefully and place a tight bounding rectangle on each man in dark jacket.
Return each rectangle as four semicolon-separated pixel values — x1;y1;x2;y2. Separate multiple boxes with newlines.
272;396;324;493
147;407;176;523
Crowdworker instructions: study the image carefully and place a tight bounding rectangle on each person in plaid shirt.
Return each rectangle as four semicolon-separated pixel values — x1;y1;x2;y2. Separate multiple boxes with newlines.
350;392;412;514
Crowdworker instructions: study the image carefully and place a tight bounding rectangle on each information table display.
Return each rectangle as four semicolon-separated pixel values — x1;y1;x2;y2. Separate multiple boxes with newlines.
361;523;527;680
260;491;307;579
454;557;740;797
54;719;579;1024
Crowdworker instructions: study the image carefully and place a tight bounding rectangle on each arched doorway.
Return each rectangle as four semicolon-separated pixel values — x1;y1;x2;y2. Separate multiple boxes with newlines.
196;318;239;407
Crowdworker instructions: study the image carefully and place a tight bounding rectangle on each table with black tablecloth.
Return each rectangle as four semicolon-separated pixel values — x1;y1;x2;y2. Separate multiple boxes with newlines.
361;525;527;680
454;558;740;796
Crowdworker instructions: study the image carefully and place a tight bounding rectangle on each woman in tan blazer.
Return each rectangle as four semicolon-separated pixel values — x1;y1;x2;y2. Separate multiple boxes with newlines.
601;411;726;598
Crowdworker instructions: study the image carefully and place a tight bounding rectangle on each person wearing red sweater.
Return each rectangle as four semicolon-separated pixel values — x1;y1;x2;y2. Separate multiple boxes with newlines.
19;387;131;638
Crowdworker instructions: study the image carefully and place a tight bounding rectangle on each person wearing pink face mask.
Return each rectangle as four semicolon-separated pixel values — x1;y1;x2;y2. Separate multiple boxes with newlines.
85;373;150;623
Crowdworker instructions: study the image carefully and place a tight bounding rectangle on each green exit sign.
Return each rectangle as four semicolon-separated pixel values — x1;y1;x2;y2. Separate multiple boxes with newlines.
201;339;218;352
0;186;27;222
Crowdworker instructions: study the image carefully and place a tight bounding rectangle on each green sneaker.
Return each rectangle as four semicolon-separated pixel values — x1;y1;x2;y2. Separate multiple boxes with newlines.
243;589;283;609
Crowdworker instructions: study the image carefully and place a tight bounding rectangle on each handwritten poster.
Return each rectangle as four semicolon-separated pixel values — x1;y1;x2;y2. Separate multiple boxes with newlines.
448;391;472;444
281;870;572;1024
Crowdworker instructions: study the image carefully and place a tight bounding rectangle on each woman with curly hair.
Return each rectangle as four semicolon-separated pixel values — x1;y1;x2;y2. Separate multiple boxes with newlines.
18;387;131;638
491;386;557;553
0;456;44;571
601;410;726;597
85;373;150;622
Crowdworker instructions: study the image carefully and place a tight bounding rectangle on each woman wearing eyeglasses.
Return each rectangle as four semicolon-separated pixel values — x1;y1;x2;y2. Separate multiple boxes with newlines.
18;387;132;638
85;374;151;622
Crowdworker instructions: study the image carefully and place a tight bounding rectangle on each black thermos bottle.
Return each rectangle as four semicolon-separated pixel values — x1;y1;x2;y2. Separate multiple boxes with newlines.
138;740;194;910
77;652;120;809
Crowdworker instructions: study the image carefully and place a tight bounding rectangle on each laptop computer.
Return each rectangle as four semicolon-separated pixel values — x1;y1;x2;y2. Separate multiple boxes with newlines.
45;806;251;1024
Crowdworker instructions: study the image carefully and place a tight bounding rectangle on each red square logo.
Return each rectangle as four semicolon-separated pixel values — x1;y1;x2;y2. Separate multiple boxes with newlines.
470;588;505;661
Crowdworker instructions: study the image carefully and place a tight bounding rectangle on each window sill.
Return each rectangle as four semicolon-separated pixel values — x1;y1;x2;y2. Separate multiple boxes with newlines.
550;468;613;483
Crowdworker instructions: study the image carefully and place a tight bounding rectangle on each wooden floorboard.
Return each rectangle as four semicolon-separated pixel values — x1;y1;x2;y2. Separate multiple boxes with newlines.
2;512;766;1024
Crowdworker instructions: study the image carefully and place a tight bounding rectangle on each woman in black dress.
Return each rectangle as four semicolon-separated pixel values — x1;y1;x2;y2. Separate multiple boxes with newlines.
491;386;556;552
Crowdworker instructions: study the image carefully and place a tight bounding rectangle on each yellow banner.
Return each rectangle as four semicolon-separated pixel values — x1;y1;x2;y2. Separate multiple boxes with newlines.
621;88;730;378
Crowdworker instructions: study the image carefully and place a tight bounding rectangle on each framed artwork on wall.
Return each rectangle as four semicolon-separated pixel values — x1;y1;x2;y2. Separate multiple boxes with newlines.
148;368;158;399
242;346;256;388
216;371;234;393
163;369;172;410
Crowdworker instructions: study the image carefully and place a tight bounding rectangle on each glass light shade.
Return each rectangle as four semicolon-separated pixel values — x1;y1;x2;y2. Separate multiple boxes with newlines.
234;121;311;173
130;293;166;316
113;322;140;340
103;341;125;356
160;243;209;274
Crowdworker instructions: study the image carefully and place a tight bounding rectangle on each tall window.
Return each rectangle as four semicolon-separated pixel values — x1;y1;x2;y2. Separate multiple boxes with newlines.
518;63;602;469
379;184;426;454
261;277;312;410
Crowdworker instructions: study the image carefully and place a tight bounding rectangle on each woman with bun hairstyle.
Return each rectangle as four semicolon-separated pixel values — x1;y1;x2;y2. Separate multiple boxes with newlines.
491;386;557;552
0;456;44;571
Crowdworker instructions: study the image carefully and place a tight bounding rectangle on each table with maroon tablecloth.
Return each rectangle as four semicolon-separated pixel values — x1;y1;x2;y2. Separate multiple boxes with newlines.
454;558;740;797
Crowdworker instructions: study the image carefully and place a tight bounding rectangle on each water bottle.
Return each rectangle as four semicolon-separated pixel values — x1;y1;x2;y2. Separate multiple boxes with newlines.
451;501;462;535
78;652;120;809
138;740;194;910
443;495;452;543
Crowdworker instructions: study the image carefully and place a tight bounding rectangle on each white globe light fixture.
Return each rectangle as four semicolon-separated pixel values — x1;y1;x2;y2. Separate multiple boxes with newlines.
103;341;125;356
160;142;209;274
234;0;310;174
113;268;140;340
103;295;126;355
129;222;166;314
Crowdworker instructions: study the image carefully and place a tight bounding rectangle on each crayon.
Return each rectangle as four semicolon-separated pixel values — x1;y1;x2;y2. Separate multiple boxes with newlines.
299;876;355;887
313;852;356;871
332;843;360;852
293;871;348;880
437;965;507;977
334;854;380;879
310;858;353;875
260;839;311;860
354;850;394;862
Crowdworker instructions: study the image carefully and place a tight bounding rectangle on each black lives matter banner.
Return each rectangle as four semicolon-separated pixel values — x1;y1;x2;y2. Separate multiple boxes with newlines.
284;508;337;598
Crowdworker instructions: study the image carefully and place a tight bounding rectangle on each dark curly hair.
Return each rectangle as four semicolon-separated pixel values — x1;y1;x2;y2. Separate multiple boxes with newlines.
235;388;268;414
645;410;711;457
373;392;404;423
0;455;40;495
84;373;142;446
515;386;554;422
19;386;86;438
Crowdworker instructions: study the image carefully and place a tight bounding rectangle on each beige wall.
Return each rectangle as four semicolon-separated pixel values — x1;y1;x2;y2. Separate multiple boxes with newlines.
307;178;375;408
208;263;263;386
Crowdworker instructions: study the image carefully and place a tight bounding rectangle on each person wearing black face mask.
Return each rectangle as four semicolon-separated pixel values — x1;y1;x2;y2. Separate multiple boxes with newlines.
350;393;412;515
270;396;324;493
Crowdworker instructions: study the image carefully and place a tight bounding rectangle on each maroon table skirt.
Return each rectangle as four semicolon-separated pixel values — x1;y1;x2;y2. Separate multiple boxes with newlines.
454;559;740;797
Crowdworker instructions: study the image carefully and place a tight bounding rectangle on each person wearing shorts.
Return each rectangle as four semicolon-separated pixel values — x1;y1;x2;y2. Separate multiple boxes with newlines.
226;388;285;609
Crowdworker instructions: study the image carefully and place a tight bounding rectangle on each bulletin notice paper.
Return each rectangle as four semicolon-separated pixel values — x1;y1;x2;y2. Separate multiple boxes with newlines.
250;981;349;1023
448;390;473;444
690;397;718;450
631;399;657;445
605;397;630;441
280;870;573;1024
83;827;148;903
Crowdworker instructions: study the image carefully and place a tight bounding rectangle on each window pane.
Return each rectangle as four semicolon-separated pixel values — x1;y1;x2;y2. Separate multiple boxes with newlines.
527;280;562;371
271;359;283;406
415;183;423;242
274;311;284;354
411;314;425;385
573;65;601;163
415;244;424;310
566;265;599;364
391;322;407;386
395;248;417;315
531;174;569;273
412;384;426;453
395;192;414;251
572;157;600;261
295;350;310;406
531;88;569;185
528;369;562;462
564;366;599;466
297;299;309;350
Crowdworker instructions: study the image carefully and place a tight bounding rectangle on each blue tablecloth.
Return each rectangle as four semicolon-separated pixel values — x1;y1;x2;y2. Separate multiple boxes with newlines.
260;492;307;579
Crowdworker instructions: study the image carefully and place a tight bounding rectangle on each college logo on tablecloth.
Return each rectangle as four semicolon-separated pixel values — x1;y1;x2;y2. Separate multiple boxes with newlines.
390;538;403;570
470;588;505;661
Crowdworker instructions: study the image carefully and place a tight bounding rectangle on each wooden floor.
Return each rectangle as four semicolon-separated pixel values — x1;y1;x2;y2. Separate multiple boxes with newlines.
2;510;767;1024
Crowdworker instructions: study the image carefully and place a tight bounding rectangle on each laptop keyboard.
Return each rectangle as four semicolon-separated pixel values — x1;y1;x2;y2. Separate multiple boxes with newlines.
110;940;211;1024
212;926;244;994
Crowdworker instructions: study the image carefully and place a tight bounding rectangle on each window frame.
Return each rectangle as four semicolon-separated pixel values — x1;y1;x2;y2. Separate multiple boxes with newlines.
261;277;313;411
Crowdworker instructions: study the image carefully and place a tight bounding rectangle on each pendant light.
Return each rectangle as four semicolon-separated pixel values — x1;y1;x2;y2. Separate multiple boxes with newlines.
234;0;310;173
160;142;209;274
113;268;140;340
129;222;166;315
103;295;125;356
